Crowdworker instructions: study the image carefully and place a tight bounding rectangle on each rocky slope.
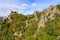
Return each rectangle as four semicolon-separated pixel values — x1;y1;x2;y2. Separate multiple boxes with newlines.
0;4;60;40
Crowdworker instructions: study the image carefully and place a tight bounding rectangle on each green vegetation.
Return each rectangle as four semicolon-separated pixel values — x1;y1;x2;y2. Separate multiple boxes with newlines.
0;4;60;40
56;4;60;10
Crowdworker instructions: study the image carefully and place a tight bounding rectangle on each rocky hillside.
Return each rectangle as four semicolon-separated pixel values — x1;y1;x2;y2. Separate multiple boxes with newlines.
0;4;60;40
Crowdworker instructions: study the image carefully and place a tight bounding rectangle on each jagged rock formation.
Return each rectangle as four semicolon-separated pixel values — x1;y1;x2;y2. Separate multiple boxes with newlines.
0;4;60;40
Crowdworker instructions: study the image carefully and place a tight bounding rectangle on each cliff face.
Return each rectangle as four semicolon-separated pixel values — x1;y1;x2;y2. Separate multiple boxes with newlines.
0;4;60;40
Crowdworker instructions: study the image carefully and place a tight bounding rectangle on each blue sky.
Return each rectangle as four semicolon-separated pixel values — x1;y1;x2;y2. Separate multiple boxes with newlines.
0;0;60;17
